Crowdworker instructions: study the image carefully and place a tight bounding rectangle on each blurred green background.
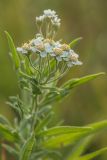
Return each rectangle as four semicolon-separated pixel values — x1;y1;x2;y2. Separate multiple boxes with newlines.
0;0;107;159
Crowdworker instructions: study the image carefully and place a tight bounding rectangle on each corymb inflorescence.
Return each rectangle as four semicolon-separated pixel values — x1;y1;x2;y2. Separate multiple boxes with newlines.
17;9;82;84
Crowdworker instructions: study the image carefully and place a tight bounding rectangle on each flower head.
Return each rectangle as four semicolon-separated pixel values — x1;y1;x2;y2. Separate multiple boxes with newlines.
17;10;82;69
51;17;61;28
17;43;31;55
36;15;45;23
43;9;56;18
35;9;61;37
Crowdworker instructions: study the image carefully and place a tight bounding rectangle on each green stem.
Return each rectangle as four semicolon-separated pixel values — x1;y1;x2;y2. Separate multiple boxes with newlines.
31;95;38;130
39;56;42;81
27;56;41;77
47;54;51;74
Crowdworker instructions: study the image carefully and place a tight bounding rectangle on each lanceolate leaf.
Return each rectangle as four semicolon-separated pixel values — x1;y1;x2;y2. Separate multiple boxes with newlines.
41;132;88;149
38;126;92;137
0;124;19;142
67;136;92;160
0;115;11;126
42;120;107;149
88;120;107;133
19;134;35;160
62;72;105;90
35;112;54;134
41;72;105;106
5;31;20;69
78;147;107;160
2;144;19;156
69;37;82;48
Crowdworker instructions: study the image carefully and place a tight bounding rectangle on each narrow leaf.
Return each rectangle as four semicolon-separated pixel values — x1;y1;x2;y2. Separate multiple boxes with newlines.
39;126;92;137
67;136;92;160
0;124;19;142
35;112;54;134
42;120;107;149
19;134;35;160
5;31;20;69
0;115;11;126
62;72;105;90
2;144;18;156
88;120;107;134
41;72;105;106
69;37;82;48
41;132;87;149
79;147;107;160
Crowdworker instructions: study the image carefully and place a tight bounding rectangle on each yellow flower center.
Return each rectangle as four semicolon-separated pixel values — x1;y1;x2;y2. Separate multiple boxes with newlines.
36;43;45;51
70;54;78;61
53;48;63;55
22;43;30;50
61;44;70;51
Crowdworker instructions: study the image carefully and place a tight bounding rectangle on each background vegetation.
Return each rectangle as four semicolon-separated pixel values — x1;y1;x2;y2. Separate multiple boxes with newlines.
0;0;107;159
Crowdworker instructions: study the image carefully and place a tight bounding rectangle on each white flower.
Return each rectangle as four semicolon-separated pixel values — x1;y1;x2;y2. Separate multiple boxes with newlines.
51;17;61;28
54;41;62;48
72;61;82;65
67;60;82;67
43;9;56;18
61;51;70;58
66;51;82;67
36;15;45;22
17;43;31;55
40;51;47;57
63;50;76;61
17;47;28;54
56;56;62;61
51;47;63;61
67;62;73;67
30;37;43;46
44;43;53;53
30;46;37;53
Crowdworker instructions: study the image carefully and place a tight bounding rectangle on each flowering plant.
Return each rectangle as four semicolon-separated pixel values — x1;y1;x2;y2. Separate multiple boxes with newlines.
1;9;107;160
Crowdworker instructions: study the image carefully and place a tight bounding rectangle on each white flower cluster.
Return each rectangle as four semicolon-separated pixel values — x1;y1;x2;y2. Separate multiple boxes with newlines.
17;35;82;68
36;9;61;28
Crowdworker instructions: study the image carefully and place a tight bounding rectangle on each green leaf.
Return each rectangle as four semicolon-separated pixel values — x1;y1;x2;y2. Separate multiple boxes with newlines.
35;112;54;135
0;115;11;126
67;136;92;160
2;144;18;156
69;37;82;48
31;79;41;95
6;96;24;118
41;127;92;149
42;120;107;149
39;126;92;137
62;72;105;90
0;124;19;142
41;132;87;149
78;147;107;160
19;134;35;160
41;72;105;106
5;31;20;69
88;120;107;134
31;150;62;160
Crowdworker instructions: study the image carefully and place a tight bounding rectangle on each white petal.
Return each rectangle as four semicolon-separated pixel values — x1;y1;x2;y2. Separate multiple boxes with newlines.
50;52;56;57
30;47;37;52
17;47;23;52
40;51;47;57
45;43;53;52
67;62;73;67
61;51;69;57
56;56;62;61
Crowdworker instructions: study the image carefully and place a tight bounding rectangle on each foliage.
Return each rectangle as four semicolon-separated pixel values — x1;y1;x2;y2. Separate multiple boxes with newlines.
0;9;106;160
